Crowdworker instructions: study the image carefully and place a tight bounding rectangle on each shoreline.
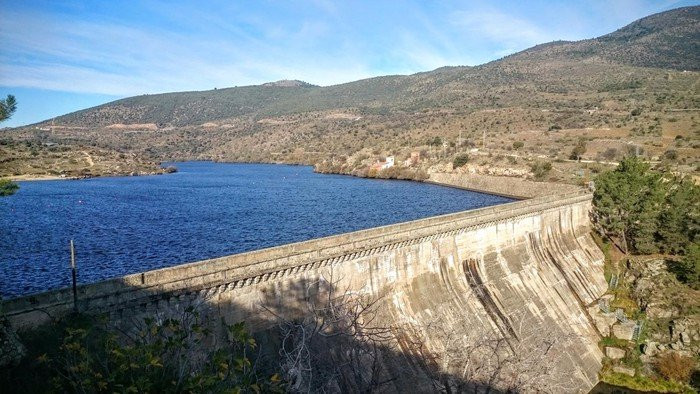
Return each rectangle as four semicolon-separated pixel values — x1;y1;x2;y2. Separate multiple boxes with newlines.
5;160;585;200
7;174;67;182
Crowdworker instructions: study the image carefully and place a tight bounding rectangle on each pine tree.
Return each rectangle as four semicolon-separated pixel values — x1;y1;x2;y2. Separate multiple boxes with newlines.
593;157;663;254
658;176;700;254
0;95;16;122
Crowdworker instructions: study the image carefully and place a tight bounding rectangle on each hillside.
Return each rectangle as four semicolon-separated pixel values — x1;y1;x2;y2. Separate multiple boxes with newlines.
3;6;699;182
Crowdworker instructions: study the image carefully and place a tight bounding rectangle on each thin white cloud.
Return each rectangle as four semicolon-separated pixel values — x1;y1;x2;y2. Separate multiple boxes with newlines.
0;0;691;99
449;9;550;49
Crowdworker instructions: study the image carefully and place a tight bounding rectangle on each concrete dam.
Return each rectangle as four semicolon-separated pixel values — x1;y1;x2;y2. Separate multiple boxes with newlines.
4;191;607;392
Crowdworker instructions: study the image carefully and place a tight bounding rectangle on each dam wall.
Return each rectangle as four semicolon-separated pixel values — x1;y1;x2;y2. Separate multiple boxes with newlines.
3;191;607;392
428;171;583;198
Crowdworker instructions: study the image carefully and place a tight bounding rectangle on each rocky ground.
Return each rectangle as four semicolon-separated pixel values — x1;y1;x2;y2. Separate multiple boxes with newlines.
590;244;700;392
0;139;172;180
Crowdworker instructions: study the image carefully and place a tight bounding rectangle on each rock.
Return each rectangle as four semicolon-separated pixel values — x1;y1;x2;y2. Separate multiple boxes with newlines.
680;332;691;344
588;306;617;337
601;294;615;303
613;366;636;377
670;341;682;350
606;347;626;359
613;322;636;341
641;342;658;356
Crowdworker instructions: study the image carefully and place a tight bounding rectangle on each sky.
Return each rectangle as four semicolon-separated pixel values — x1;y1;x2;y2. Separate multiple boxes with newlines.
1;0;697;127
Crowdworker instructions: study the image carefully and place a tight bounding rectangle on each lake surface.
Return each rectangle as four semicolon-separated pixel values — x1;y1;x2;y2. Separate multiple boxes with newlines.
0;162;513;298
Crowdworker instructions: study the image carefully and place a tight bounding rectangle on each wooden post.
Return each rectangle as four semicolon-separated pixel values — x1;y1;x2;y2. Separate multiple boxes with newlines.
70;240;78;313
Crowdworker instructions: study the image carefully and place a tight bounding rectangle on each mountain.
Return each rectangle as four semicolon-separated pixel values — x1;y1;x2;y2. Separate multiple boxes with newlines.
503;6;699;71
261;80;318;87
4;6;699;182
33;6;698;129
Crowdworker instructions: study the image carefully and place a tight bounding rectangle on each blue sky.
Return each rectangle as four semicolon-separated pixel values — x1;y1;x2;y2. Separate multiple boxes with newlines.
1;0;697;127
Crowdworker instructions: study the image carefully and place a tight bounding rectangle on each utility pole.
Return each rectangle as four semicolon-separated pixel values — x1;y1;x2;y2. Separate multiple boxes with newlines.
70;240;78;313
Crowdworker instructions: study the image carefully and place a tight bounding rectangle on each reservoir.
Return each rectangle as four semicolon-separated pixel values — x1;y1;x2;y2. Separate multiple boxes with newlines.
0;162;512;298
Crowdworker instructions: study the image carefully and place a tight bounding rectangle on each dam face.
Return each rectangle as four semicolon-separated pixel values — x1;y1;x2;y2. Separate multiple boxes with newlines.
4;192;607;392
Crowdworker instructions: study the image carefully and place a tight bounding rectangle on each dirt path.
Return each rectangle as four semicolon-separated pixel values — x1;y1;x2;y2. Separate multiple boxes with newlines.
81;150;95;167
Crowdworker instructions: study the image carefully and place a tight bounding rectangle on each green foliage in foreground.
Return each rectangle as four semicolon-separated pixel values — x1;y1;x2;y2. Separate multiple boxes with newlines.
593;157;699;256
1;310;282;393
0;178;18;196
601;371;695;394
0;94;16;122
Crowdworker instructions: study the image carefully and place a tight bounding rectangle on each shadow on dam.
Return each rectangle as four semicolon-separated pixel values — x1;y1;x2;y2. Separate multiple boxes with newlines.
4;272;588;393
1;192;608;393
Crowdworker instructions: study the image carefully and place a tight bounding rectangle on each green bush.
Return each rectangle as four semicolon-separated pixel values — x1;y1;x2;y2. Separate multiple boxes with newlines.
512;141;524;150
0;178;18;196
529;161;552;180
453;154;469;168
1;309;282;393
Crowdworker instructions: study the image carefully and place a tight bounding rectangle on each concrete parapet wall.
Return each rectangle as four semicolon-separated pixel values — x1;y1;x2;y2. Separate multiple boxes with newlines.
429;172;584;198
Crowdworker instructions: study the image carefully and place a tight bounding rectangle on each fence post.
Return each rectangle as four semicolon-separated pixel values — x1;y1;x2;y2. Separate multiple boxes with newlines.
70;240;78;313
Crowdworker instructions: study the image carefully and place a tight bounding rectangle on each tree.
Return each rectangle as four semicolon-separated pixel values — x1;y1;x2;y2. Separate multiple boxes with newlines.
569;138;587;161
0;95;19;196
674;243;700;289
658;177;700;254
593;157;664;254
264;270;393;393
0;95;16;122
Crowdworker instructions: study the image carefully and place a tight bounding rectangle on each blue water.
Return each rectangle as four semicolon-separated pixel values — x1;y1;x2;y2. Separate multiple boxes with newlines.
0;162;512;298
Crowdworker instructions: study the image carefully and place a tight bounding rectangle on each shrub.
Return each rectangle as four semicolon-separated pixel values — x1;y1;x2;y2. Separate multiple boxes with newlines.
453;154;469;168
0;179;18;196
529;161;552;180
3;309;282;393
664;150;678;160
656;352;696;383
601;148;618;161
569;139;587;160
512;141;524;150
